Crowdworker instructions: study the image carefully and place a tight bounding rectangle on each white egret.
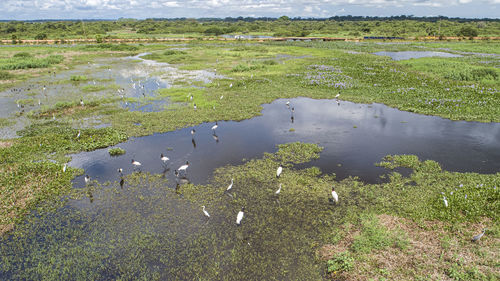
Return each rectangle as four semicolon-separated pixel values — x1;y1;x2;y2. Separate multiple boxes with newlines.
443;196;448;207
227;178;234;191
84;175;90;185
211;122;218;132
62;164;67;173
275;183;282;194
202;206;210;218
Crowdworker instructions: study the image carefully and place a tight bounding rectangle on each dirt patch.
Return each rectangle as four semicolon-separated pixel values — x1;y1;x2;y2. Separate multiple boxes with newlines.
319;214;498;280
0;140;13;148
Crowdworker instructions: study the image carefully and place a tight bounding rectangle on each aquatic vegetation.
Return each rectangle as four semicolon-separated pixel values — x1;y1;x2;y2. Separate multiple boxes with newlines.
69;75;89;82
108;147;125;156
1;142;497;280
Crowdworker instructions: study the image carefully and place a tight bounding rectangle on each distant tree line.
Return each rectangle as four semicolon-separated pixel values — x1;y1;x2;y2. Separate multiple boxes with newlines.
1;16;498;40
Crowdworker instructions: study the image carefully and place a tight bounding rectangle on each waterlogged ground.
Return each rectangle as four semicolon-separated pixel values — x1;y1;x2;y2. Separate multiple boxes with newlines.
0;40;499;280
1;143;499;280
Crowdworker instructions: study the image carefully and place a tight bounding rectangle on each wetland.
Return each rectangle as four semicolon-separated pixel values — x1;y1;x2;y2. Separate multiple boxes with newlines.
0;40;499;280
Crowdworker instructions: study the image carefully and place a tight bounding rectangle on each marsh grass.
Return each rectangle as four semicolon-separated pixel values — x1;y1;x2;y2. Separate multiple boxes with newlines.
0;55;63;70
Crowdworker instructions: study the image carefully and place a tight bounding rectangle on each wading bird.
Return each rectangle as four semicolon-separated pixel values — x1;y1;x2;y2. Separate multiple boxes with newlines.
472;229;486;242
63;164;67;173
117;168;123;176
275;183;282;194
443;196;448;207
178;161;189;175
202;206;210;218
276;165;283;178
131;159;142;170
191;129;196;137
331;187;339;204
76;130;81;139
211;122;218;132
227;178;234;191
236;207;245;225
160;153;169;165
84;175;90;185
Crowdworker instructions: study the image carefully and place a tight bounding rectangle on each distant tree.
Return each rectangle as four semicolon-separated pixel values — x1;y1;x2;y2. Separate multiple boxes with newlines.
458;26;478;37
278;16;290;21
204;27;223;35
35;33;47;40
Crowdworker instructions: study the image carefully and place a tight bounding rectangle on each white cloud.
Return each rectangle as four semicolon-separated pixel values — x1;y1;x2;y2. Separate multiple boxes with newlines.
0;0;498;19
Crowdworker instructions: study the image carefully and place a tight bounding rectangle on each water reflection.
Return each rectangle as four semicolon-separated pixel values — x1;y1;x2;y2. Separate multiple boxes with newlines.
70;97;500;188
373;51;463;60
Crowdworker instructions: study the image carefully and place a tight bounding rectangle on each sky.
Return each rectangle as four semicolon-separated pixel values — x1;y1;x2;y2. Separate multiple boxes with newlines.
1;0;499;20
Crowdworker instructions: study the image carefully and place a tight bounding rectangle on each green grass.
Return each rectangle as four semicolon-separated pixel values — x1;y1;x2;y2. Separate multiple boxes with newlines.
0;55;63;70
0;71;13;80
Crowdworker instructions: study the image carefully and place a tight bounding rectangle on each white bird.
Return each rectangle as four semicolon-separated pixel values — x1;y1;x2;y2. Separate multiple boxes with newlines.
275;183;282;194
276;165;283;178
84;175;90;185
76;130;81;139
62;164;67;173
211;122;218;131
190;95;193;101
220;95;223;100
229;83;233;88
191;129;196;136
178;161;189;171
335;93;340;99
202;206;210;218
193;103;197;110
331;187;338;204
227;178;234;191
160;153;169;164
443;196;448;207
286;100;290;107
117;168;123;175
131;159;142;167
236;207;245;225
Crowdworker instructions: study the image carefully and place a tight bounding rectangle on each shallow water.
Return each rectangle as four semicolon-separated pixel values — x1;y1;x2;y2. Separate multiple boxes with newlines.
373;51;463;60
70;97;500;188
0;52;221;137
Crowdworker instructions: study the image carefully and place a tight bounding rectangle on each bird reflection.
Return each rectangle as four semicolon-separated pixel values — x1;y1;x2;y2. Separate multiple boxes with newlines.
291;116;294;123
192;138;197;148
161;167;170;178
212;133;219;143
119;178;124;189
